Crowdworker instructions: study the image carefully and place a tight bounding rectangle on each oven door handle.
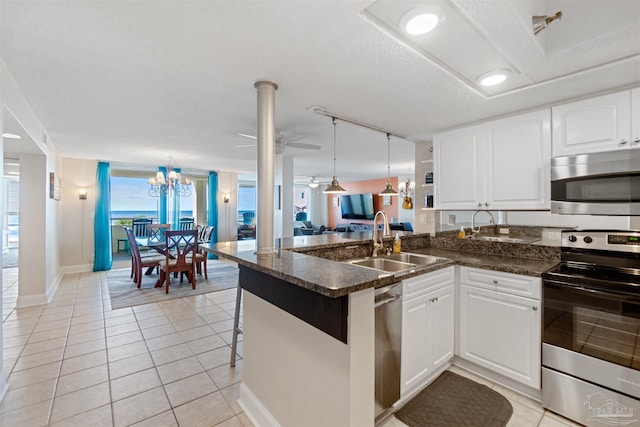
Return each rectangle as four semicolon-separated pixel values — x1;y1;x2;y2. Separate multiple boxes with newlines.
544;279;640;304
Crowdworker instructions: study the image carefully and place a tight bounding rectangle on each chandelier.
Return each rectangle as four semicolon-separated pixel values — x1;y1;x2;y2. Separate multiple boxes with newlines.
148;157;192;197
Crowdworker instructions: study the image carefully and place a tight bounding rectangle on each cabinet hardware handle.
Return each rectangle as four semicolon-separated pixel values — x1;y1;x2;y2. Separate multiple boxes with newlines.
477;203;482;207
492;279;498;284
485;202;489;207
619;139;629;145
633;137;640;144
532;306;538;311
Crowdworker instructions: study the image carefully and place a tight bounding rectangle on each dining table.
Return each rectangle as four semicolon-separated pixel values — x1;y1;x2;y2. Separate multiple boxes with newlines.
135;236;205;286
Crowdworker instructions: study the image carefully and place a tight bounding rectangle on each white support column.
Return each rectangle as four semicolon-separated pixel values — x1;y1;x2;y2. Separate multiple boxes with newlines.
254;80;278;254
281;154;294;238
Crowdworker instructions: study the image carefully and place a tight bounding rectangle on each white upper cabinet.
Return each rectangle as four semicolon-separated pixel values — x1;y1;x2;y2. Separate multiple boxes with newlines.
552;89;638;156
485;110;551;210
434;110;551;210
434;125;483;210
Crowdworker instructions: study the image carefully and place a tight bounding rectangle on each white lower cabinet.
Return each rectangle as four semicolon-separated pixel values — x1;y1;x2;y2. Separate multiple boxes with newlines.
400;267;454;397
458;268;541;389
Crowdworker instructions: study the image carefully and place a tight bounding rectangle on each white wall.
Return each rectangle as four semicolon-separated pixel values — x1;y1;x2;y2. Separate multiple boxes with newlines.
1;60;61;306
0;58;63;400
241;288;374;427
441;210;631;231
60;158;97;271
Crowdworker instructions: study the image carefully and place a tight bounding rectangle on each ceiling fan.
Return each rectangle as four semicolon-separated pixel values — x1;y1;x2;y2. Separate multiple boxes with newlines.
236;130;322;154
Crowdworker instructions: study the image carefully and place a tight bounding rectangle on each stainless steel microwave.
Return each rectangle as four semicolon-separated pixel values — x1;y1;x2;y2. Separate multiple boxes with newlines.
550;149;640;215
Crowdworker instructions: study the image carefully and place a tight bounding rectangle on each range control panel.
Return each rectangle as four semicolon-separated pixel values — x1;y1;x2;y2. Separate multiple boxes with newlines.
562;230;640;253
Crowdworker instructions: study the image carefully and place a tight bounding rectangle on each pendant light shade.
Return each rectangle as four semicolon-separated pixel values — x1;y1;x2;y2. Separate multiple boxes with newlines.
324;117;347;194
379;133;398;196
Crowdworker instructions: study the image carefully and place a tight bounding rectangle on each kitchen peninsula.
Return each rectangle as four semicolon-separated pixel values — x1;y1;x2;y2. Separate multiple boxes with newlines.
201;231;559;427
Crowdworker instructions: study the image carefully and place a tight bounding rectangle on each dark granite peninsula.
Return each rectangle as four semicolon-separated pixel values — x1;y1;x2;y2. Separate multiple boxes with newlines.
200;231;559;427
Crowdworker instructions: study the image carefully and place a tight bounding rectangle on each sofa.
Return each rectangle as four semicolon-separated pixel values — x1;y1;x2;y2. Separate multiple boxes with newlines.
294;221;326;236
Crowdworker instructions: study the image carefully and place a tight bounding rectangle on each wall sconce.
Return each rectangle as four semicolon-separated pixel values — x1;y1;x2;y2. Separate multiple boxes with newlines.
78;189;88;200
223;194;230;203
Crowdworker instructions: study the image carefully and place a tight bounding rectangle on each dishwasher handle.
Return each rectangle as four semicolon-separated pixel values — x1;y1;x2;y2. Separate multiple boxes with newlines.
375;294;400;308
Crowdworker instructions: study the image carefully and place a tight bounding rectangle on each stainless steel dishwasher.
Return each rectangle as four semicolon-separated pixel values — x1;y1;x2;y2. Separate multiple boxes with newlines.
374;283;403;422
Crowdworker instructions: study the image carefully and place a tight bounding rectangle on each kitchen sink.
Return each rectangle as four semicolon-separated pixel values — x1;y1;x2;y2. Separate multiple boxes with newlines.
471;235;525;243
349;258;415;272
345;252;449;274
385;253;448;265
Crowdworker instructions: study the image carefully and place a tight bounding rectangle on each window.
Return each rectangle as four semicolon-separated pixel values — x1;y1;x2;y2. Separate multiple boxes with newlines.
110;176;194;225
238;182;256;225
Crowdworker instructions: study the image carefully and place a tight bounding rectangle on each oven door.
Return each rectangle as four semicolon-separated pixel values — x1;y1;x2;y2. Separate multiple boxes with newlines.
543;278;640;396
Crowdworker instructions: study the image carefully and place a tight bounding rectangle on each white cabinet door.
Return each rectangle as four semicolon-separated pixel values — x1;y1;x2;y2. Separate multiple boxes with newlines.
401;295;430;394
485;109;551;210
459;284;541;389
428;285;454;369
434;110;551;210
552;90;632;156
401;281;454;397
632;88;640;148
434;125;483;210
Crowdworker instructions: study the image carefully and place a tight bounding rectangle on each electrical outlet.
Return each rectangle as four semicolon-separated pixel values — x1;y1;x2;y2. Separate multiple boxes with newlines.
420;214;427;225
499;228;509;235
448;215;456;226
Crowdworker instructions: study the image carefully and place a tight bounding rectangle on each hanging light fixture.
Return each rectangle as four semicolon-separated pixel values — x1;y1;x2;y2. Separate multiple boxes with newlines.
148;156;192;197
323;117;347;194
308;177;320;189
379;133;398;196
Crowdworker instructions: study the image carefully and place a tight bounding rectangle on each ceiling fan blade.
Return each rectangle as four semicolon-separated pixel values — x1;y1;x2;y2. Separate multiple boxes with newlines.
238;133;257;139
235;144;256;148
287;142;321;150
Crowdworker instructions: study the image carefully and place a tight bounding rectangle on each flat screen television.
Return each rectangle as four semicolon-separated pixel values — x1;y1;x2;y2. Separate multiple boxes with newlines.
340;193;375;220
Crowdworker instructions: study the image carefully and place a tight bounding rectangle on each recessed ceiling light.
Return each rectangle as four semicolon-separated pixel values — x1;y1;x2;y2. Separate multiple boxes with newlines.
399;5;446;35
477;69;511;86
2;133;21;139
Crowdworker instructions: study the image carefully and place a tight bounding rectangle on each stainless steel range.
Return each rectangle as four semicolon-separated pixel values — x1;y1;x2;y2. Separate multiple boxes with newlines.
543;230;640;426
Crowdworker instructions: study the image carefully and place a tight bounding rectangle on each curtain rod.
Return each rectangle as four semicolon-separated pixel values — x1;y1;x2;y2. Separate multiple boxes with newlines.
312;107;407;140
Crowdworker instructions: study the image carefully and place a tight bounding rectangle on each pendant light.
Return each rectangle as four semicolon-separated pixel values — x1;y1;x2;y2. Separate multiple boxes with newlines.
379;133;398;196
324;117;347;194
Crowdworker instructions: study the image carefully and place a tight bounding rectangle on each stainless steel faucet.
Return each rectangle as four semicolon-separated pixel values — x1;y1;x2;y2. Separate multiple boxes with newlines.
471;210;496;234
372;210;390;257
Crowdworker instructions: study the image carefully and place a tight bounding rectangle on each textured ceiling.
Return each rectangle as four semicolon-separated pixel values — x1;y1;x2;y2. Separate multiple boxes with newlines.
1;0;639;183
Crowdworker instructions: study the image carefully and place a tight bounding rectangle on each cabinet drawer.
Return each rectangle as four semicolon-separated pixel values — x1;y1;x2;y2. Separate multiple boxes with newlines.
403;266;454;300
459;266;541;300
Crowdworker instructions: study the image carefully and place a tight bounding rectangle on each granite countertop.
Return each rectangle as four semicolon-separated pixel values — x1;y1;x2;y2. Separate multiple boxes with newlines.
201;232;559;298
405;247;559;277
203;236;401;297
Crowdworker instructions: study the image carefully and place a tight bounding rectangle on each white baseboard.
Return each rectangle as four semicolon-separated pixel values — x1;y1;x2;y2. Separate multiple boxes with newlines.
60;264;94;275
17;293;48;307
238;382;282;427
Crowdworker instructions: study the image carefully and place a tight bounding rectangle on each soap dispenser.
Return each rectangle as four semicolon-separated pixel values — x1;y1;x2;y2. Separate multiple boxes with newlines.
393;233;402;254
458;227;466;239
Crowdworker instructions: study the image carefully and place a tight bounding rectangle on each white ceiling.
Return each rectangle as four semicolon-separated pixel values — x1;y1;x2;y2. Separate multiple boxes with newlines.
1;0;639;184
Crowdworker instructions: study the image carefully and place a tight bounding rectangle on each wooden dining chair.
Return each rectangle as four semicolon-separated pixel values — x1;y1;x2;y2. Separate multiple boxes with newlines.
124;227;165;287
193;225;214;279
159;229;198;294
148;223;171;240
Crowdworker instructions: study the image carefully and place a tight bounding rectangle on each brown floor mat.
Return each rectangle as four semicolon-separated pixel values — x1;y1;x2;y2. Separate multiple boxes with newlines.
395;371;513;427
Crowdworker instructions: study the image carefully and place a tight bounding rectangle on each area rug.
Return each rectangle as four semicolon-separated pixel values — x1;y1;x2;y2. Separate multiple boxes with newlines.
106;259;239;309
395;371;513;427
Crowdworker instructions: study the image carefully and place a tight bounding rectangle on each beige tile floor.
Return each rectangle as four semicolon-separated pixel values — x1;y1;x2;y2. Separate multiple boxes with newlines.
1;267;250;427
1;266;583;427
